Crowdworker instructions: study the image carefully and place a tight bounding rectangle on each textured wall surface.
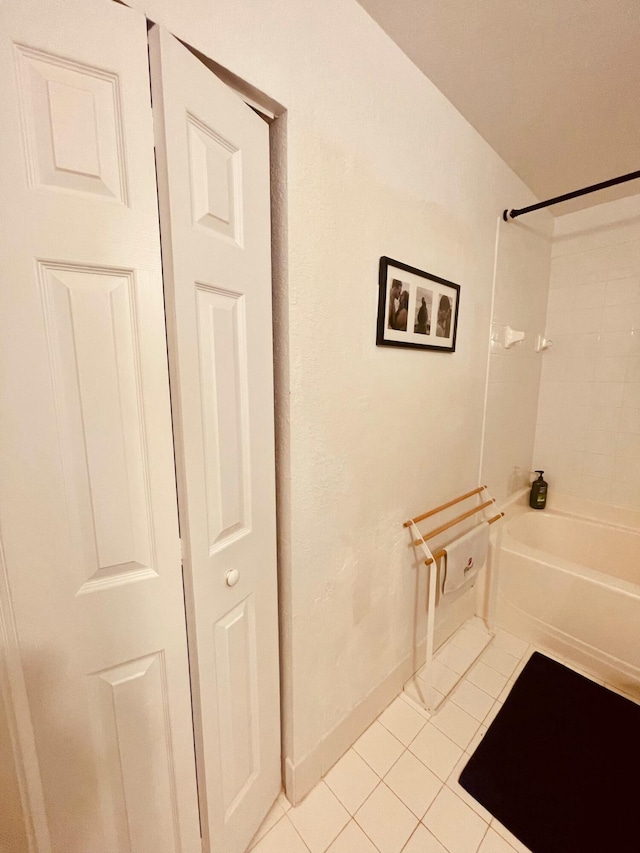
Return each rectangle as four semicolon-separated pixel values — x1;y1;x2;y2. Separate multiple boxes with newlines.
126;0;545;789
0;698;28;853
534;194;640;511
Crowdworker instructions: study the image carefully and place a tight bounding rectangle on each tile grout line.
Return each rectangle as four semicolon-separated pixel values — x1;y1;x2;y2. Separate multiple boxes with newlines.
354;820;383;853
352;722;406;776
247;806;285;851
376;705;428;744
476;821;492;853
400;822;424;852
420;784;488;852
256;638;618;853
347;799;385;853
286;813;313;852
354;637;530;844
353;779;419;853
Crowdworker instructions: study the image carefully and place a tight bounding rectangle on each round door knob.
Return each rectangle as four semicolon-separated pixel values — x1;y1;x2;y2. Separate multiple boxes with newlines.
225;569;240;587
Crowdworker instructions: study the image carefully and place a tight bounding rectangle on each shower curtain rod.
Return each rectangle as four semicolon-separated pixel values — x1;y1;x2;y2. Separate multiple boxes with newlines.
503;168;640;222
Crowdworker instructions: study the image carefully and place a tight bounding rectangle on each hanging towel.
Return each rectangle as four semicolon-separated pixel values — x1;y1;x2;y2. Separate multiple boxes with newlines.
442;521;490;595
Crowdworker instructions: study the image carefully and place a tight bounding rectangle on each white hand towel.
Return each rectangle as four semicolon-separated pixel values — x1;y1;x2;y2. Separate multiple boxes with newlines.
442;521;490;595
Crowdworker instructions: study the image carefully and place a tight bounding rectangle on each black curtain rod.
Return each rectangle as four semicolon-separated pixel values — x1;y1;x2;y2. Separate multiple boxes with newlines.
503;169;640;221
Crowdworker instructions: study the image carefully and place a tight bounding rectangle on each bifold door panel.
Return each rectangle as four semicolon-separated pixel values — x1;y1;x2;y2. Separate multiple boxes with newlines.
149;27;281;853
0;2;201;850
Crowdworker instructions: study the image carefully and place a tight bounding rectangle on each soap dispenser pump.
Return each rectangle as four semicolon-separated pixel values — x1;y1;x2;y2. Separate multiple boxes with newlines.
529;470;548;510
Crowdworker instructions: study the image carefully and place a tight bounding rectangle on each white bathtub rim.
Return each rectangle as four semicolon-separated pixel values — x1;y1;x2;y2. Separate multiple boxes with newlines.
499;487;640;535
542;505;640;536
507;508;640;541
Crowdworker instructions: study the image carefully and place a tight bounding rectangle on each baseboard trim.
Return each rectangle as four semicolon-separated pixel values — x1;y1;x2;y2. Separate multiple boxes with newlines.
283;651;415;805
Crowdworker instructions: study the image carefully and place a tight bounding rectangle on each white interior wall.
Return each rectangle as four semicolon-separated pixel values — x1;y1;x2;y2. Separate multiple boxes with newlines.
0;698;29;853
123;0;548;799
481;213;553;504
534;193;640;511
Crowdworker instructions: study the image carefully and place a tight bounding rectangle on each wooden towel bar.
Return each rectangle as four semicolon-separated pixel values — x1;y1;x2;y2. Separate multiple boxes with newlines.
405;485;504;565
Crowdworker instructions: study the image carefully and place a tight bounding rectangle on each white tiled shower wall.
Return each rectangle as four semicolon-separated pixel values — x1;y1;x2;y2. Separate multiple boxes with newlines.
481;213;552;504
533;196;640;511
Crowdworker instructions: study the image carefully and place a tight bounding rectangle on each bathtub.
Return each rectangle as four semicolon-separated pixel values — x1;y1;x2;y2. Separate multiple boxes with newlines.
496;491;640;693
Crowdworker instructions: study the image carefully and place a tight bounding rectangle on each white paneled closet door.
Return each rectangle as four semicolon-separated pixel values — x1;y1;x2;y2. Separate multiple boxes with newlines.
0;2;201;851
149;27;281;853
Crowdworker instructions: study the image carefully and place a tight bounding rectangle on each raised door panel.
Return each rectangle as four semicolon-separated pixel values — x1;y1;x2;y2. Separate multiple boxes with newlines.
214;597;260;817
187;114;242;243
196;284;251;549
38;262;157;593
89;652;182;853
15;44;127;201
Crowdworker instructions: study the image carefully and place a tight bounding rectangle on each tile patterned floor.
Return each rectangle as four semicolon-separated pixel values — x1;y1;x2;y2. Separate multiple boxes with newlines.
247;620;636;853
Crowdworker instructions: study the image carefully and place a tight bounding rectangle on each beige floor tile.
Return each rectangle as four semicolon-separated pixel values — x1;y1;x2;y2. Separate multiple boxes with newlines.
467;662;508;698
327;819;379;852
401;823;448;852
384;750;443;819
436;641;477;675
252;815;310;853
378;695;427;746
467;724;488;754
324;748;379;815
478;826;518;852
353;721;405;777
288;781;350;853
481;646;520;679
400;690;432;720
449;626;492;657
451;679;495;721
423;786;488;853
408;722;463;781
430;700;480;749
355;783;419;853
248;799;286;849
418;659;459;695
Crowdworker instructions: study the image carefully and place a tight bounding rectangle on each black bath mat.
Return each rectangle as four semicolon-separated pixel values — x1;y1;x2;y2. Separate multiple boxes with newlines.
458;651;640;853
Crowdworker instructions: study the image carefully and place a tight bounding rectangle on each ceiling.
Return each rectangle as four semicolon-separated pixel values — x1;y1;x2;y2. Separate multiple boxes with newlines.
356;0;640;215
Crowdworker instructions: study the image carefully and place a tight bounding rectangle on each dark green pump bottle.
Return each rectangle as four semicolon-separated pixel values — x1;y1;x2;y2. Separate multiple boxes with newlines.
529;470;548;509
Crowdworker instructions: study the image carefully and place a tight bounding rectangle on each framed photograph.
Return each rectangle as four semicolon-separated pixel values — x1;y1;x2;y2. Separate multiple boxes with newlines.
376;256;460;352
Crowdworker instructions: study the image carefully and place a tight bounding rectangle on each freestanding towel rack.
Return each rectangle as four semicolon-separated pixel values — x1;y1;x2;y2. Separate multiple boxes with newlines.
404;485;504;712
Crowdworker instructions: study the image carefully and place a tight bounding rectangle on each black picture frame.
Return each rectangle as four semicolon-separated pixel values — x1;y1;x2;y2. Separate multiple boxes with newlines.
376;256;460;352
